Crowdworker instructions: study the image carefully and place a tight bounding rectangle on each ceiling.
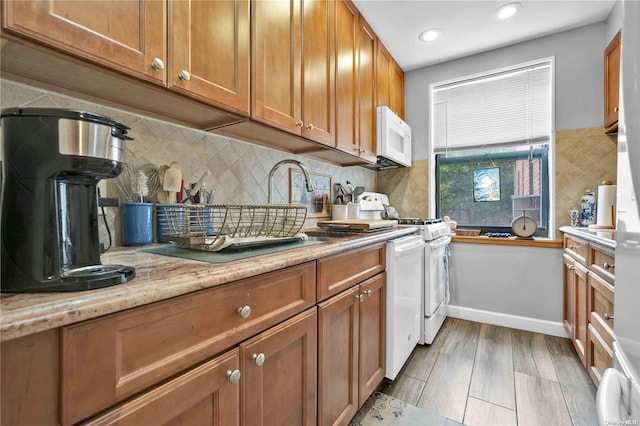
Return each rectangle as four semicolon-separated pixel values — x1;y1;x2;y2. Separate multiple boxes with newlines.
352;0;616;72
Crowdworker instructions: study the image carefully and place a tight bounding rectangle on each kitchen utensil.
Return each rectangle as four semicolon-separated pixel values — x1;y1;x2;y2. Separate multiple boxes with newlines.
353;186;365;201
345;181;355;193
182;170;211;203
163;162;182;203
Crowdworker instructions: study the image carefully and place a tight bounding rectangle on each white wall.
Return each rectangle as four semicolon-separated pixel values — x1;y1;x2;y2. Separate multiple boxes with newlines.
448;243;565;334
406;21;607;160
606;1;623;41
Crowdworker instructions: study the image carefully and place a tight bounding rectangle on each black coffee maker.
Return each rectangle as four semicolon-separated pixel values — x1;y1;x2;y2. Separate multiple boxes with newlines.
1;108;135;292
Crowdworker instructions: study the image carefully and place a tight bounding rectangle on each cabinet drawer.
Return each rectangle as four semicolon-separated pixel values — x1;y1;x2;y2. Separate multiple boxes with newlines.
588;271;615;331
564;235;588;266
317;243;385;301
590;245;615;284
588;324;613;386
62;262;315;425
85;348;240;426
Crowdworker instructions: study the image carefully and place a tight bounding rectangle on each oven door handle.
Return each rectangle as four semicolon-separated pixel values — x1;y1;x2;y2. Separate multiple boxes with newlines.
392;241;425;255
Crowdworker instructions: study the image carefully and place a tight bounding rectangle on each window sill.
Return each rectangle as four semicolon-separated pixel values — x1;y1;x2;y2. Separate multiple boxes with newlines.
450;235;562;248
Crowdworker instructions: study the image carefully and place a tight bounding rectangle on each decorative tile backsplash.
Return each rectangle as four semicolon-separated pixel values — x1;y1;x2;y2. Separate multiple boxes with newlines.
0;79;376;245
378;159;429;218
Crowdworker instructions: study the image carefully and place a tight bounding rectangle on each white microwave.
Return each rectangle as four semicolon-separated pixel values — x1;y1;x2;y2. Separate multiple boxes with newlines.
376;106;412;168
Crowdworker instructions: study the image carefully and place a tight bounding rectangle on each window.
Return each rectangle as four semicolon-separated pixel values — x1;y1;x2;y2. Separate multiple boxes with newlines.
431;58;554;237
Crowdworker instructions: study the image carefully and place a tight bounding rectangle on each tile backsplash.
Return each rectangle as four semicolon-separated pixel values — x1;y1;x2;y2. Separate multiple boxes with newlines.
0;79;376;246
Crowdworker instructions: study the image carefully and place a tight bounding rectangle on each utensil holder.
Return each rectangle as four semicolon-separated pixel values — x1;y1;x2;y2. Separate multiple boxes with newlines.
122;202;153;246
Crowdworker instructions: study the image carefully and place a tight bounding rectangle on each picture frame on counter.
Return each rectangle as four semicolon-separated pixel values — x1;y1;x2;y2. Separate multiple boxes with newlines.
289;169;331;217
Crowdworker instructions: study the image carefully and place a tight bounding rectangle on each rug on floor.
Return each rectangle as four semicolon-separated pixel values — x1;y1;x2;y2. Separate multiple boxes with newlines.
349;391;463;426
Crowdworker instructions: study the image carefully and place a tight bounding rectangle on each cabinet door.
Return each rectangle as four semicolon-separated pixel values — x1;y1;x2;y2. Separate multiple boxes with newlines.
572;261;589;367
170;0;250;114
241;308;317;426
604;31;621;133
358;273;386;406
85;349;240;426
376;41;392;109
390;61;405;119
318;286;360;426
357;16;377;163
2;0;166;84
252;0;302;134
301;0;335;145
563;254;576;335
335;0;359;156
588;323;613;386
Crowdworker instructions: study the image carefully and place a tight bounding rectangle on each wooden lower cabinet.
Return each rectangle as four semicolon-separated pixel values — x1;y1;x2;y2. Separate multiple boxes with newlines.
241;308;317;426
318;272;386;426
571;260;589;367
85;349;241;425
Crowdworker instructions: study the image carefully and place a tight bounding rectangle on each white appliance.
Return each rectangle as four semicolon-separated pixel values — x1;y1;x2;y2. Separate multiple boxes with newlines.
596;1;640;423
385;234;425;380
398;219;451;344
358;191;388;220
375;106;412;169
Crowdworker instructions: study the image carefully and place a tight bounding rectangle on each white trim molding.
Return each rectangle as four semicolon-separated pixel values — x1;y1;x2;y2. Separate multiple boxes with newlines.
448;305;569;338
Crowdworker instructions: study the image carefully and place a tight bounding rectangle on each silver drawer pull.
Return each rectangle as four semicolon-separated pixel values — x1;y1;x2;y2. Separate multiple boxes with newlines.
237;306;251;319
179;70;191;81
603;262;615;270
226;369;241;384
604;313;614;321
356;294;364;302
151;57;165;70
295;120;304;127
252;353;266;366
567;265;575;270
569;245;578;250
366;289;372;298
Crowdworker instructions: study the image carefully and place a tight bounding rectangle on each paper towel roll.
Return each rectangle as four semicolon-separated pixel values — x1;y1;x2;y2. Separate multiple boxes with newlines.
596;183;617;228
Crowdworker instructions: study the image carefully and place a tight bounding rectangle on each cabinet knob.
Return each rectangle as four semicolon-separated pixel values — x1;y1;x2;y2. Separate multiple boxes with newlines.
603;313;614;321
356;294;364;302
226;369;241;384
566;265;575;271
305;123;314;130
295;120;304;128
237;306;251;319
359;148;366;154
614;107;619;112
179;70;191;81
252;353;266;366
569;245;578;250
603;262;615;270
366;289;372;298
151;57;165;70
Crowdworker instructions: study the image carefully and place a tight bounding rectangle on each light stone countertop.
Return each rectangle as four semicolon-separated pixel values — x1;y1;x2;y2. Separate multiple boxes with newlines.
559;226;616;251
0;227;416;342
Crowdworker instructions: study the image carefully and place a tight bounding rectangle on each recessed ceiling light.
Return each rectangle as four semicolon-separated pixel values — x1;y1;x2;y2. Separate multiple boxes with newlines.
496;2;522;20
419;28;441;42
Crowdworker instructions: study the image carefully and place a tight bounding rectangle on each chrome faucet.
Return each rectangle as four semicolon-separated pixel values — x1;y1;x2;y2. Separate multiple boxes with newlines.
267;159;314;203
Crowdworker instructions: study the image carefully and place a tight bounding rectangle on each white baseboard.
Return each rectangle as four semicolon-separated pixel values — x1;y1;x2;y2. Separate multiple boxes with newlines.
447;305;569;338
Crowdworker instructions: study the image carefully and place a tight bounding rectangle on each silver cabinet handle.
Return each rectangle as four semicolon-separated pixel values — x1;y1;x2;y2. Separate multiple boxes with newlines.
237;306;251;319
366;289;372;298
252;353;266;366
295;120;304;127
569;245;578;250
356;294;364;302
614;106;619;112
179;70;191;81
359;148;366;154
305;123;314;130
567;265;575;270
603;262;615;270
604;313;614;321
151;57;165;70
226;369;241;384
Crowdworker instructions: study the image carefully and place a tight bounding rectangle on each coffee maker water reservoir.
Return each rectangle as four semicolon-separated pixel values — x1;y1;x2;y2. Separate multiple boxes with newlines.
1;108;135;292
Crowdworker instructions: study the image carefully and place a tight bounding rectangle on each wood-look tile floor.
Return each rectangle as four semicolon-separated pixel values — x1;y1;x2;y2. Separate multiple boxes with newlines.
378;317;598;426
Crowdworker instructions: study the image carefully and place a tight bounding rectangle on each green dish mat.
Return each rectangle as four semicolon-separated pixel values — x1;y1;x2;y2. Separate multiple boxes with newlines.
140;239;325;264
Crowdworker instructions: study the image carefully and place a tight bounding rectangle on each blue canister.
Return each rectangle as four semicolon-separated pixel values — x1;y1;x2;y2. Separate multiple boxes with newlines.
580;190;596;226
122;202;154;246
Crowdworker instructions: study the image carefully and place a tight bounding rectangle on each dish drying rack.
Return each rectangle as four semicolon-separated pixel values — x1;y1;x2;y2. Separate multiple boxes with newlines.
157;204;308;250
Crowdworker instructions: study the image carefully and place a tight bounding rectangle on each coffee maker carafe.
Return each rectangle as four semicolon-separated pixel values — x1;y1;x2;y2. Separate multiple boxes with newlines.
1;108;135;292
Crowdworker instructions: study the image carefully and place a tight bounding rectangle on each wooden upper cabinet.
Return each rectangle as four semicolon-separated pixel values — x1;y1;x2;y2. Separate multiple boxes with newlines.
252;0;302;133
376;41;392;109
390;61;405;119
357;16;377;163
252;0;335;145
335;0;360;156
302;0;336;145
2;0;166;85
604;31;621;134
169;0;250;114
376;40;404;119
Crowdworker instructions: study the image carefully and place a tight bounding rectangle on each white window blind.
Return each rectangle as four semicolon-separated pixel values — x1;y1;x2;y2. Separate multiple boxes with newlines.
432;59;553;152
